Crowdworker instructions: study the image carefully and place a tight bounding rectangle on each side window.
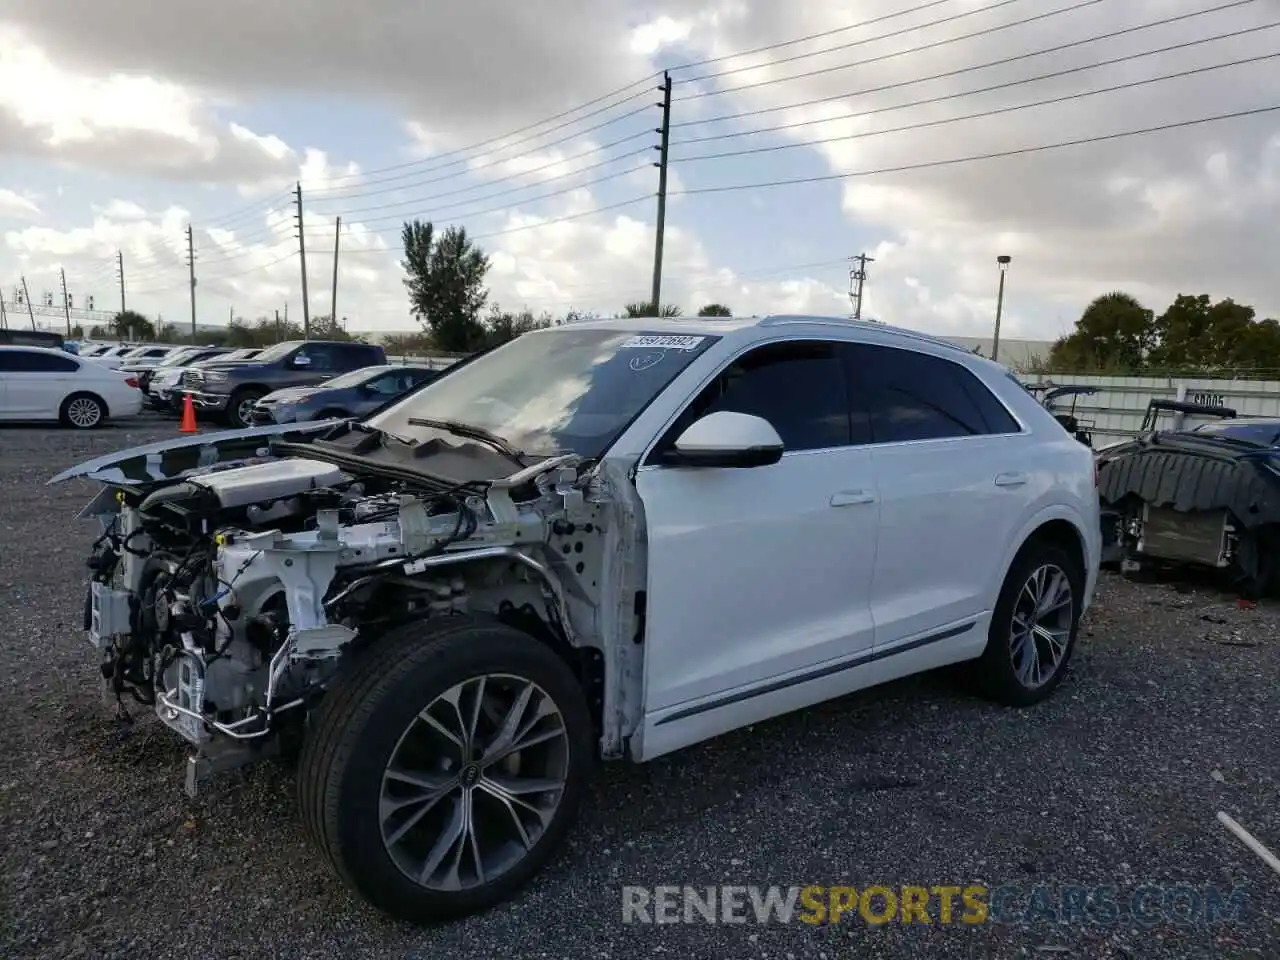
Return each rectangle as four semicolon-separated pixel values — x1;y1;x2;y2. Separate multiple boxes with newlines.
366;373;404;395
654;339;855;459
337;345;375;370
305;345;339;372
847;344;1015;443
0;350;78;373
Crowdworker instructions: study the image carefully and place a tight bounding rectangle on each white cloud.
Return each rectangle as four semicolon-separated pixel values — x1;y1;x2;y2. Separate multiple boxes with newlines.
0;25;295;184
4;0;1280;343
0;188;40;219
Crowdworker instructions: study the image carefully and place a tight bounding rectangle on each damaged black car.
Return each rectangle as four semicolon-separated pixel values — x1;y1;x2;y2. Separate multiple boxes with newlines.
1096;399;1280;595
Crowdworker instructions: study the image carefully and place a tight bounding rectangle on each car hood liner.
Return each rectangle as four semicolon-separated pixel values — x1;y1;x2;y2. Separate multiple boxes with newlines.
1097;434;1280;527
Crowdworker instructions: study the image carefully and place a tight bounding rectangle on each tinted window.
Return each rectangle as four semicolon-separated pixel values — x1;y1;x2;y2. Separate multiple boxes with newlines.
847;344;1017;443
365;371;412;395
661;340;854;455
0;350;79;372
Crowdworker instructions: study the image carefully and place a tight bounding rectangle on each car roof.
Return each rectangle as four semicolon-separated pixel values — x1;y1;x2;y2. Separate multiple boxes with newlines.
0;345;78;355
552;314;984;362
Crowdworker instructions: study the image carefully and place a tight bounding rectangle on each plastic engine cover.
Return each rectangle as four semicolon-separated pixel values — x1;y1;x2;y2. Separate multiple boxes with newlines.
187;458;347;508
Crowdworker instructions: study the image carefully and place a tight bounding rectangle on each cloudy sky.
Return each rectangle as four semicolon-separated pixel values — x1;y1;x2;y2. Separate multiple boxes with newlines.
1;0;1278;340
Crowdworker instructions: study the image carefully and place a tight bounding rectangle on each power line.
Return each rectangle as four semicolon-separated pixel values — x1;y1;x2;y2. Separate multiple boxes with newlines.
342;196;652;256
309;166;652;236
676;0;1032;88
671;49;1280;163
311;103;656;199
664;0;962;72
310;141;653;219
674;0;1114;100
670;4;1271;142
311;88;657;193
668;103;1280;197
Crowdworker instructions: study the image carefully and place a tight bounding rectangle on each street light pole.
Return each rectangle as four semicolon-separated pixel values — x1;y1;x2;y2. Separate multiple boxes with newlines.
992;255;1011;363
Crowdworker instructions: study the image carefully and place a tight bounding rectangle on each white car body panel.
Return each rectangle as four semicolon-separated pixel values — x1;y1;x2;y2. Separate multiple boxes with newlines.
597;316;1100;763
0;346;142;422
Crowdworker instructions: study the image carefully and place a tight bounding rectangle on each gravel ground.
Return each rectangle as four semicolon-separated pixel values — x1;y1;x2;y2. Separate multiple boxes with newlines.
3;419;1280;960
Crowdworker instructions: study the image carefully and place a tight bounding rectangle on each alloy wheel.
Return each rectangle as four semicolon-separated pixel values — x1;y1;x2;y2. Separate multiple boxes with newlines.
66;397;102;428
1008;563;1074;690
378;673;570;891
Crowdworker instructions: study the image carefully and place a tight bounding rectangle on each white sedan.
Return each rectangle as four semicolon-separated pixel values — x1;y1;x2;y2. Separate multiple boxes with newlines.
0;345;143;428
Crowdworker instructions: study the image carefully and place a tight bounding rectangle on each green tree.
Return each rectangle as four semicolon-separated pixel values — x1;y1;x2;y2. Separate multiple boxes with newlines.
1148;294;1258;369
1045;291;1154;372
481;304;553;348
401;219;491;352
109;309;155;341
697;303;732;317
623;301;682;318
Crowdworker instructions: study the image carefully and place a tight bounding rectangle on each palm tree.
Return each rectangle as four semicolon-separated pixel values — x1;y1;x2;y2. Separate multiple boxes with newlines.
697;303;732;317
623;301;683;318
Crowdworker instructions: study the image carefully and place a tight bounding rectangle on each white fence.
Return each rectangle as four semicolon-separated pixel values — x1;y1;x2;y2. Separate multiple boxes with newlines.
1020;373;1280;446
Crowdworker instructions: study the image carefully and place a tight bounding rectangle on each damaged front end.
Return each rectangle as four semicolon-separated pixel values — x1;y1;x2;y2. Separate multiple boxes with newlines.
54;422;645;796
1096;431;1280;591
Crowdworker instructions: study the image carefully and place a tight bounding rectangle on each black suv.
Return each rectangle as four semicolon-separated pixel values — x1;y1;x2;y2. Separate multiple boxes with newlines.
181;339;388;427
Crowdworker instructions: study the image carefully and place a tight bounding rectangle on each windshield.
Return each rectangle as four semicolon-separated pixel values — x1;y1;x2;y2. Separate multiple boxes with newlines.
217;349;259;362
252;341;299;363
366;327;720;459
319;366;387;389
155;348;198;367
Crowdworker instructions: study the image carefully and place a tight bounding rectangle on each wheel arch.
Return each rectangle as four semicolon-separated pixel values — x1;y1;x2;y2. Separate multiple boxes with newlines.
994;506;1096;613
61;390;110;421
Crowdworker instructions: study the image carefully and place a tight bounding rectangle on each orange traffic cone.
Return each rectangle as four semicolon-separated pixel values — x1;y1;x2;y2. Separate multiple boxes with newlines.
179;392;198;434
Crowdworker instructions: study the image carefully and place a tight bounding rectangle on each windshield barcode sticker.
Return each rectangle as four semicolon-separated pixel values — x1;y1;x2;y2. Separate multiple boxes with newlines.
619;335;705;351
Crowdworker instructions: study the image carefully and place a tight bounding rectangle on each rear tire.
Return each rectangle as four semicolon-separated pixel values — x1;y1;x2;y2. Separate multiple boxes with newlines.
973;539;1083;707
60;393;106;429
297;615;594;924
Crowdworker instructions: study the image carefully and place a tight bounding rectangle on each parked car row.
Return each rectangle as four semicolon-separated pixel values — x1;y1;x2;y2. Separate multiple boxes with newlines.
0;333;451;429
0;345;142;427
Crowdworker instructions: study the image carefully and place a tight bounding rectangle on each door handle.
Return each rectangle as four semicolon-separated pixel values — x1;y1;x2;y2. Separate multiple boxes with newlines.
830;490;876;507
994;472;1028;487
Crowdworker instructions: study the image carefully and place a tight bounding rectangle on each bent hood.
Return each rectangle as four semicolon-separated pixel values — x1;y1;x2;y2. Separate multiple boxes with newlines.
261;387;319;404
47;420;343;486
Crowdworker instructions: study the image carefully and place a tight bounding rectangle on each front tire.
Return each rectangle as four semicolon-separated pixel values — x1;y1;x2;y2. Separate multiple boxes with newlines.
298;615;595;923
60;393;106;429
227;387;264;428
974;539;1083;707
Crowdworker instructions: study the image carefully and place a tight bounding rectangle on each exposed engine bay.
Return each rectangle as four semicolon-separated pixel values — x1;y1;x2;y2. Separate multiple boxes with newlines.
75;426;646;795
1096;429;1280;594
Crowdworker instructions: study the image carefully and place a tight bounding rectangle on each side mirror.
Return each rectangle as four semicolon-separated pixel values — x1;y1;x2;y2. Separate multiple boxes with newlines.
293;354;311;367
664;411;784;468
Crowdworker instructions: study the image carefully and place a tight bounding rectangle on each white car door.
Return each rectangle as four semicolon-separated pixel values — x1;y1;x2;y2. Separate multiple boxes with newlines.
632;338;881;758
3;348;78;418
844;342;1034;669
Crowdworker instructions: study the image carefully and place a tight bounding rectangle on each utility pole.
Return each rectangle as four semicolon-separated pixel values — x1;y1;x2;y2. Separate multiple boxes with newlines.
186;224;197;341
992;255;1012;362
294;181;311;339
0;294;7;329
649;71;672;314
330;215;341;328
20;275;35;329
58;268;72;336
116;250;126;314
849;253;874;320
